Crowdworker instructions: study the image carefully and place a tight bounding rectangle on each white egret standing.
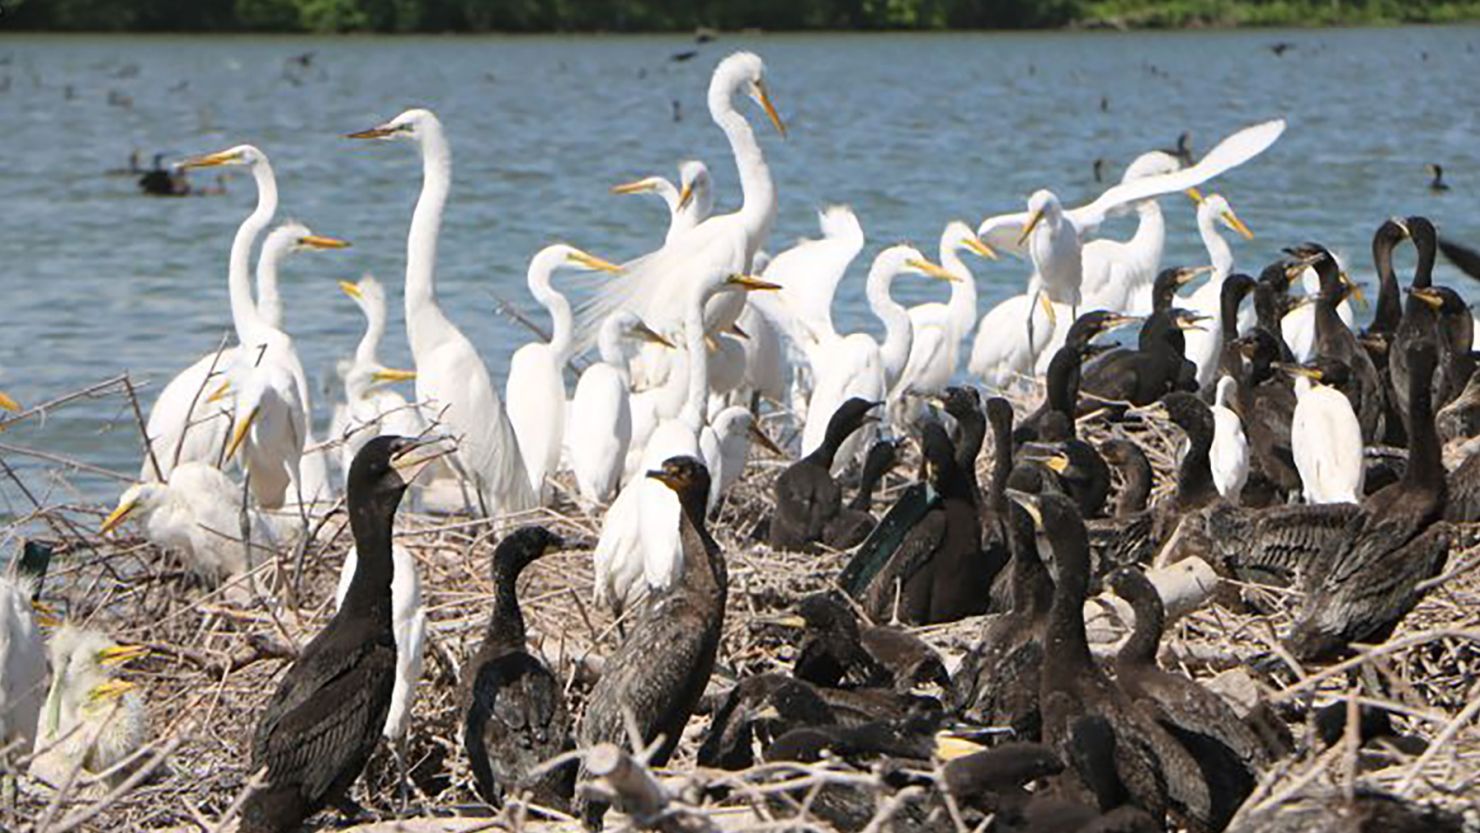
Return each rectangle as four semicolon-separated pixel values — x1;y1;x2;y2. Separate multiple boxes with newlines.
804;246;958;469
505;245;623;502
611;159;714;245
329;275;422;480
1;544;51;756
967;291;1066;389
569;311;672;506
1210;376;1250;502
348;109;536;518
142;145;276;480
334;542;424;756
1079;151;1183;315
1180;192;1255;389
1287;359;1365;504
700;404;782;511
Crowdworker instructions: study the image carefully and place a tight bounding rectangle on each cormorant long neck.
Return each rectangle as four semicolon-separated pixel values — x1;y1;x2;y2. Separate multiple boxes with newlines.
1116;573;1164;666
1405;356;1444;495
1174;414;1218;508
848;445;892;512
1370;225;1404;335
1411;223;1436;290
229;159;277;343
342;491;396;620
1113;449;1152;517
1043;505;1092;664
988;408;1013;516
676;480;726;602
951;409;986;486
486;556;529;653
1045;348;1081;425
1219;278;1249;347
808;412;861;469
405;121;457;359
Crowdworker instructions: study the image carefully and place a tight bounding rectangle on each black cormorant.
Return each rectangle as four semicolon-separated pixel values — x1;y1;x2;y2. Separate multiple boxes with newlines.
1389;217;1439;435
1080;308;1205;407
1099;439;1153;517
1017;311;1139;443
823;438;901;548
1427;162;1449;192
771;398;879;552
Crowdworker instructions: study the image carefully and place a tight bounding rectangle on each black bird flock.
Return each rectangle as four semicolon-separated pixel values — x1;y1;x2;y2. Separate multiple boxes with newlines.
7;48;1480;833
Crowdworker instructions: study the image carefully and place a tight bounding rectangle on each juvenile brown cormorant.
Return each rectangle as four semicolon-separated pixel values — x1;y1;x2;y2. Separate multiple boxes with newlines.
575;456;726;829
697;673;835;769
1100;438;1153;517
1287;340;1450;661
782;592;947;694
822;438;901;549
1107;567;1266;829
771;398;880;552
1009;490;1213;828
939;385;986;496
460;525;574;809
847;422;985;625
241;436;432;833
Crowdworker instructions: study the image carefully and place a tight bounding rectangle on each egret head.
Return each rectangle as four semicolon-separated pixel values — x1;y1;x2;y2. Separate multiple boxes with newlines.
346;108;439;142
262;221;350;261
339;274;386;319
180;144;266;171
887;244;961;283
345;363;416;400
941;220;997;261
711;52;785;136
677;159;713;213
48;625;146;694
100;483;168;534
1197;194;1254;240
1018;190;1062;245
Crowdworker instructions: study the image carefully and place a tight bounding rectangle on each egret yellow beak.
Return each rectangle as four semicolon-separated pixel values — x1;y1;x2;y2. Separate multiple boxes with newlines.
610;177;661;195
300;235;350;250
767;614;807;629
752;80;786;137
31;600;60;628
345;124;396;140
1017;209;1045;246
963;234;998;260
1342;272;1367;307
907;258;961;283
89;679;137;702
225;406;260;459
100;499;138;534
205;380;231;404
748;423;785;457
726;274;782;292
338;280;364;300
566;249;624;274
1222;210;1254;241
934;732;988;761
0;391;18;412
632;321;674;349
371;368;417;384
179;149;240;169
98;644;149;667
676;182;696;212
1185;187;1205;204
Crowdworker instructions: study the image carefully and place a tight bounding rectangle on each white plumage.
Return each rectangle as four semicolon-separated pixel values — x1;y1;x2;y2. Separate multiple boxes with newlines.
1210;376;1250;502
335;543;425;742
1078;151;1182;315
1180;193;1254;389
569;311;667;506
32;627;148;788
1291;368;1366;504
0;573;47;755
330;275;422;481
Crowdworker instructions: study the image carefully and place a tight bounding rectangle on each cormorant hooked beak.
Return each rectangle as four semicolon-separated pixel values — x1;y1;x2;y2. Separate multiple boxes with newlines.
390;437;455;483
1274;362;1325;382
1409;286;1445;309
1175;265;1215;286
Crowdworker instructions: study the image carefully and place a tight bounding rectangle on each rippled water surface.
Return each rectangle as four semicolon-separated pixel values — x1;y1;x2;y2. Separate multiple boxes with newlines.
2;28;1478;505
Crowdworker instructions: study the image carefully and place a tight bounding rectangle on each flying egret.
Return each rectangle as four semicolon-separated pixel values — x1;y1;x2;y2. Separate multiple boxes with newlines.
348;108;536;518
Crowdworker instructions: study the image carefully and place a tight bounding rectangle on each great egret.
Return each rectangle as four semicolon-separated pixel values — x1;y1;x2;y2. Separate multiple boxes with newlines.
223;223;349;510
1180;192;1255;389
505;245;623;502
348;108;536;518
1079;151;1183;315
804;246;957;469
334;542;424;751
101;461;290;582
699;404;781;511
891;223;997;425
329;275;422;480
1210;376;1250;503
577;51;785;352
611;159;714;245
1;543;51;756
141;145;277;481
32;627;148;788
977;119;1286;314
967;291;1068;389
593;269;778;614
1286;359;1365;503
569;311;672;506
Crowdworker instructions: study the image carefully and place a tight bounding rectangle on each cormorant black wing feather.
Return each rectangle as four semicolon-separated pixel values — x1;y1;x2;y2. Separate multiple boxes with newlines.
839;484;937;597
1439;238;1480;281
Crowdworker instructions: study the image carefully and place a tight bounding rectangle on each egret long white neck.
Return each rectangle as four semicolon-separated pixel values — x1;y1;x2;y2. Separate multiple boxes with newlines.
253;241;289;339
868;257;913;388
230;161;278;342
1131;200;1166;261
1199;210;1234;281
405;123;453;357
711;93;775;262
355;298;386;368
681;293;712;430
939;243;977;337
529;258;574;362
596;317;628;375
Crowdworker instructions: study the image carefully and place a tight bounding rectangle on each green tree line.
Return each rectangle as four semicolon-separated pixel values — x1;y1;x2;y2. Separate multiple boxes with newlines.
4;0;1476;31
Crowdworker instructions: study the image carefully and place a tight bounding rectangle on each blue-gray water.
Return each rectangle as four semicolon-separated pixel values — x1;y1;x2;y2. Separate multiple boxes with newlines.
2;28;1478;507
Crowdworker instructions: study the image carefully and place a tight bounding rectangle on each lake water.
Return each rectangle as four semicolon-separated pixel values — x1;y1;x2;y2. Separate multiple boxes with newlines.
1;28;1478;507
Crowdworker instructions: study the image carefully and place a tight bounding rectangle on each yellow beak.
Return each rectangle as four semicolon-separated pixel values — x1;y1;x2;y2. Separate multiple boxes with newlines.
632;321;675;349
338;280;363;300
100;499;138;534
934;732;988;761
371;368;417;384
345;124;395;140
179;149;239;169
89;679;137;702
1017;209;1044;246
31;600;61;628
99;644;149;667
390;439;454;482
676;182;696;212
907;258;962;282
226;406;260;459
753;80;787;137
1185;187;1205;204
610;177;661;195
567;249;624;274
1037;293;1058;328
726;274;782;292
0;391;18;412
1412;287;1443;309
963;235;998;260
205;380;231;404
301;235;350;250
1222;210;1254;241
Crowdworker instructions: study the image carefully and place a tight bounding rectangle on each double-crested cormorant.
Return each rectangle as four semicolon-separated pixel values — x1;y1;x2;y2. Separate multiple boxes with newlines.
1390;217;1439;435
242;436;433;832
1283;357;1365;504
1022;439;1113;519
770;398;879;552
1362;218;1414;445
846;422;986;625
1080;308;1204;406
1288;243;1384;442
1100;438;1153;517
939;385;987;495
1108;567;1265;829
1210;376;1250;502
1017;311;1139;443
138;152;190;196
575;457;726;830
1412;285;1475;407
1212;272;1258;388
823;438;901;548
1010;490;1212;827
460;525;573;809
781;592;947;694
1235;327;1301;501
1427;162;1449;192
697;673;835;769
1287;341;1450;661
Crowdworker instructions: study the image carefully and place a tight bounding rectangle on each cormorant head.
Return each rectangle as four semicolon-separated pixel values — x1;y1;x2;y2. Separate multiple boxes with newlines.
1405;216;1438;263
1221;272;1257;305
646;455;711;506
1375;217;1411;251
827;398;881;438
1235;327;1283;366
1106;565;1157;608
348;435;446;510
491;525;564;579
346;107;440;142
1067;310;1140;348
794;592;855;633
1097;438;1145;470
1168;308;1210;333
984;396;1015;436
1151;266;1210;310
1411;285;1468;318
939;386;982;424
